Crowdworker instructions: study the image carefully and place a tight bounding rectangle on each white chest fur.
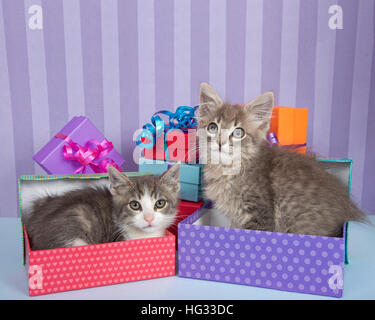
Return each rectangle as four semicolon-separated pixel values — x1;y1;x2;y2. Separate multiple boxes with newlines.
203;166;244;220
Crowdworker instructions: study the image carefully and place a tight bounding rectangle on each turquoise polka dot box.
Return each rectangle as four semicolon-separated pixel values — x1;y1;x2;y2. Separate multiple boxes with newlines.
177;160;353;298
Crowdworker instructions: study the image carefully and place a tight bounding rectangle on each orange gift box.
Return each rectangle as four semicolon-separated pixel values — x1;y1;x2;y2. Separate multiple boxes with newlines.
269;106;308;154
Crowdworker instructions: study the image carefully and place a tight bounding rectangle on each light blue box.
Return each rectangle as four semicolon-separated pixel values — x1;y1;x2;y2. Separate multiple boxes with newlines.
139;158;202;184
180;163;202;185
180;182;202;202
138;159;169;175
138;158;203;202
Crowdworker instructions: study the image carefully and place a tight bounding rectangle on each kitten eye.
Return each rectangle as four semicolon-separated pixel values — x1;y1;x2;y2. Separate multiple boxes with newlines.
129;200;141;211
207;122;218;134
154;199;166;209
232;127;245;139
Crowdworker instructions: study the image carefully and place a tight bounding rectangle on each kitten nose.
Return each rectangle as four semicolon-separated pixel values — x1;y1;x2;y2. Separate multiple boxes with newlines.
144;214;154;224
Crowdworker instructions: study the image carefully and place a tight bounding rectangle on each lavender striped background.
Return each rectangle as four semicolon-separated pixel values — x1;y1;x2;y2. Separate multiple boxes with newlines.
0;0;374;217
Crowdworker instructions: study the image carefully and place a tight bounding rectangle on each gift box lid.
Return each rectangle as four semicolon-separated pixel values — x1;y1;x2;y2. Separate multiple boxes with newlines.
33;116;125;174
138;159;169;175
33;116;85;165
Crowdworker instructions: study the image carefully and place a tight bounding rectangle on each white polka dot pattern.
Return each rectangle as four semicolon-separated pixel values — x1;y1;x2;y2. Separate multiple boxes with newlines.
178;211;346;298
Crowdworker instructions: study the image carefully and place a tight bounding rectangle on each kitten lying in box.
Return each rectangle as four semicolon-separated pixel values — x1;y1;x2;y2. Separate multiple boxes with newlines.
23;164;180;250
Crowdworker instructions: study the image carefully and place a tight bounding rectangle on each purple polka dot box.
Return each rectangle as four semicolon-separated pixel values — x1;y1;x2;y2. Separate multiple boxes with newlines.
178;203;348;298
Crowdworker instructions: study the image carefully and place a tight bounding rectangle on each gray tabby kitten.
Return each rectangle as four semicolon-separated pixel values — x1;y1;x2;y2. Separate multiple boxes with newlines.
24;164;180;250
198;82;366;237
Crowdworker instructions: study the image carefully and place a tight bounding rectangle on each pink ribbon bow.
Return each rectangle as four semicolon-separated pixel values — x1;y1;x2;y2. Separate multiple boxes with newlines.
55;133;120;174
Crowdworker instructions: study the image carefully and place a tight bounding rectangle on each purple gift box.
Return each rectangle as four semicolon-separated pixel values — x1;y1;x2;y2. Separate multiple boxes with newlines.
178;203;347;298
33;116;125;174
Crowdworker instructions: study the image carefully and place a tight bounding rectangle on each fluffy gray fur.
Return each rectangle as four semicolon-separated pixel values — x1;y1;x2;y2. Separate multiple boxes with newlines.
24;164;180;250
198;82;366;237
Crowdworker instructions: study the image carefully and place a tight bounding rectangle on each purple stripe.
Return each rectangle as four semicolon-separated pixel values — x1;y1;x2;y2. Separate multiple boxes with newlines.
25;0;50;175
295;0;318;149
174;0;191;107
42;0;69;136
244;0;263;102
137;0;155;127
63;0;85;118
80;0;104;132
0;1;17;217
226;0;246;104
2;0;35;176
348;0;374;207
312;0;337;157
101;0;121;153
118;0;139;171
279;0;300;107
261;0;283;105
155;0;174;110
361;3;375;214
209;0;226;100
138;1;156;127
329;0;359;158
191;0;209;106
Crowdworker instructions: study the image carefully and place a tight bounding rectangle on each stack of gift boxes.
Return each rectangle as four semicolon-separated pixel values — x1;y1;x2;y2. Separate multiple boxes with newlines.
20;103;352;298
138;159;204;245
136;106;205;245
25;116;180;296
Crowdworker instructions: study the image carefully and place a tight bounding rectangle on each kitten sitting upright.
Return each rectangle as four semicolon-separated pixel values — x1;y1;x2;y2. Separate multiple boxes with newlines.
198;82;366;237
24;164;180;250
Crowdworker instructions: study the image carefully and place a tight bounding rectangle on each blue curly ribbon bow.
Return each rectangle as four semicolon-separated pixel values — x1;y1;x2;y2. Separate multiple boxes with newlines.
136;106;199;161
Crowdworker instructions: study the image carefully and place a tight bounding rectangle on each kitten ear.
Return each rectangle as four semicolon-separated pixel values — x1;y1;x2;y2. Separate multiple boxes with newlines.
107;166;133;195
198;82;223;119
160;163;180;192
245;92;274;133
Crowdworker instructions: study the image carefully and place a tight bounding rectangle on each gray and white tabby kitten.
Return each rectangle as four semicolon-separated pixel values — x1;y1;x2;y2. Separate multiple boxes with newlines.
198;82;366;237
24;164;180;250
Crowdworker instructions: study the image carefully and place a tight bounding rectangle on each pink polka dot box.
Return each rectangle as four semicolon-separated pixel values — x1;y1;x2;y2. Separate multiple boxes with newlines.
178;160;353;298
19;173;176;296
